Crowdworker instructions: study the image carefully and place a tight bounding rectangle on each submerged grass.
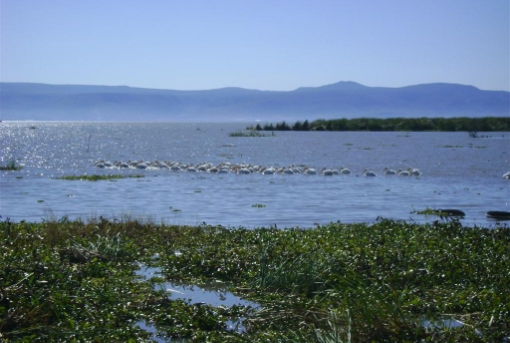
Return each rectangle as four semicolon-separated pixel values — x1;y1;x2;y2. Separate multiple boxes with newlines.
1;217;508;342
229;130;275;137
0;160;23;171
56;174;144;181
412;207;466;218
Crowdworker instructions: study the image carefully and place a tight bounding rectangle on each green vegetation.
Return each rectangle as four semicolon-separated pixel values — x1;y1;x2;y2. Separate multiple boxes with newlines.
229;130;275;137
55;174;144;181
412;207;466;217
248;117;510;132
0;160;23;171
1;217;508;342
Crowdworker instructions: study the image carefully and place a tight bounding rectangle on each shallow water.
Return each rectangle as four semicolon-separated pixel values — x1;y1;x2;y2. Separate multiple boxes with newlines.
135;263;257;340
135;264;257;309
1;122;509;227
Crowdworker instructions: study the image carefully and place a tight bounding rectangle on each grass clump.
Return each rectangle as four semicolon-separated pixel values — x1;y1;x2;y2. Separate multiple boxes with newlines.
56;174;144;181
1;217;508;342
229;130;275;137
0;159;23;171
412;207;466;217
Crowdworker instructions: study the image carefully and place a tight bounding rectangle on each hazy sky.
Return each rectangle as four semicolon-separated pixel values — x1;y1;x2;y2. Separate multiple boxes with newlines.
1;0;509;91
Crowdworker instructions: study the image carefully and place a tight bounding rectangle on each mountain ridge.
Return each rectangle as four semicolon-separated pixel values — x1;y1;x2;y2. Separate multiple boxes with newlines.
1;81;508;122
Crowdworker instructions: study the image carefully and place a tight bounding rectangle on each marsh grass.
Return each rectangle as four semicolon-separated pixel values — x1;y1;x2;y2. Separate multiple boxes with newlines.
229;130;275;137
0;159;23;171
1;217;508;342
412;207;466;218
56;174;144;181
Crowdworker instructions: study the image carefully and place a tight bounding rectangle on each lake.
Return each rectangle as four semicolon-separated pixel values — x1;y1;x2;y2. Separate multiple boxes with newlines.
1;122;509;227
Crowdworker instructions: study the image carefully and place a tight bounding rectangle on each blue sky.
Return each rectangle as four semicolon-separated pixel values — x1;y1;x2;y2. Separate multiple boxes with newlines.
1;0;509;91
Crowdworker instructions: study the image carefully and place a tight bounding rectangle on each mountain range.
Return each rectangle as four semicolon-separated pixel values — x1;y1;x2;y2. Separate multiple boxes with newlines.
1;81;508;122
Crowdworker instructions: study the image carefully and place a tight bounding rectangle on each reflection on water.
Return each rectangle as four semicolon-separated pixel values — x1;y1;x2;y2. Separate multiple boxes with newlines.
135;264;257;308
1;122;509;227
134;263;258;340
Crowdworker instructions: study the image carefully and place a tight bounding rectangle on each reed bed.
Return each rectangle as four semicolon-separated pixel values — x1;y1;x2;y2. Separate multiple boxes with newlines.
1;217;508;342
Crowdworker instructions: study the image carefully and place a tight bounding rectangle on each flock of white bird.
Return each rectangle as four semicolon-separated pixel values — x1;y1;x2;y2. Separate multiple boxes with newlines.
93;160;428;177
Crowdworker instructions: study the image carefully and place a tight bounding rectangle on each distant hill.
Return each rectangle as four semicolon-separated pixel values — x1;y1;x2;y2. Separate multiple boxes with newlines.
1;81;508;122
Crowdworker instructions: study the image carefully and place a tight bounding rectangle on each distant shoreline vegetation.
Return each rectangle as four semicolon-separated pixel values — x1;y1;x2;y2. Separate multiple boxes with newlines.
247;117;510;132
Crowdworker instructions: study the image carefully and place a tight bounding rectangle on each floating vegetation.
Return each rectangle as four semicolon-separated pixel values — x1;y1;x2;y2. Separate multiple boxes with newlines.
229;130;275;137
441;144;463;148
0;218;508;341
0;159;23;171
37;199;44;203
56;174;144;181
251;204;266;208
411;207;466;217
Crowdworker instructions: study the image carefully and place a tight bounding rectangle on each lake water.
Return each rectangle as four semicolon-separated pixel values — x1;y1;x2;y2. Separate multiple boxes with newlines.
1;122;509;227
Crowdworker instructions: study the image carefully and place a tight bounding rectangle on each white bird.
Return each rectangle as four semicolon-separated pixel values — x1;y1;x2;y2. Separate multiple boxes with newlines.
397;169;410;176
197;163;211;172
503;172;510;179
363;169;377;177
94;160;105;168
383;167;397;175
238;168;251;174
263;167;275;175
340;167;351;175
322;168;334;176
409;168;421;176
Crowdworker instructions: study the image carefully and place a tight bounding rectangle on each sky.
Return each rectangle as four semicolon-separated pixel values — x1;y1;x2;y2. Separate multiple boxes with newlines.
1;0;509;91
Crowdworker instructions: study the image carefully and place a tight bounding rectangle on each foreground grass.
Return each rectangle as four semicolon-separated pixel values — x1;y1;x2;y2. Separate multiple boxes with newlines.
0;217;508;342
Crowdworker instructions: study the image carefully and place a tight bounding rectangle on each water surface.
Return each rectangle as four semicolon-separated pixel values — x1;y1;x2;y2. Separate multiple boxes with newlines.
1;122;509;227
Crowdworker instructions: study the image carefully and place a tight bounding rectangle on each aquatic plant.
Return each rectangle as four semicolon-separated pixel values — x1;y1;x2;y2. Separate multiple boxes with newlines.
1;217;508;342
411;207;466;218
0;159;23;171
229;130;275;137
56;174;144;181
